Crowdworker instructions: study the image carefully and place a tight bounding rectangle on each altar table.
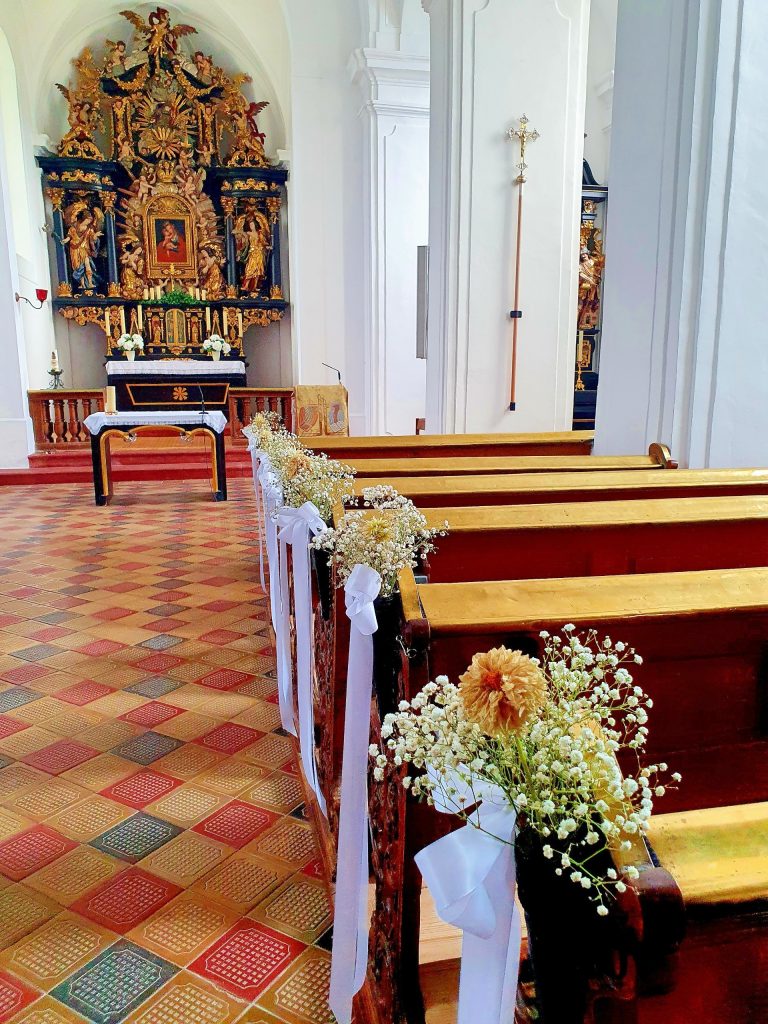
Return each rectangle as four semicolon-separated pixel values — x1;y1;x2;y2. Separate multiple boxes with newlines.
105;359;247;413
84;411;228;506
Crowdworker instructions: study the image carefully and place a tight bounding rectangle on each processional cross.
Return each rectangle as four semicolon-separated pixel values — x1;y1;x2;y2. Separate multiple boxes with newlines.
506;114;540;410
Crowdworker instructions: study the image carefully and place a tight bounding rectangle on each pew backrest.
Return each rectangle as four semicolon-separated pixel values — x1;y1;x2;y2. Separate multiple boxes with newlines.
311;429;594;459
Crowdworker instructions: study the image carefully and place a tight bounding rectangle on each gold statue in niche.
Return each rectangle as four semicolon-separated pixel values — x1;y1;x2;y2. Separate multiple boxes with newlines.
234;209;271;294
62;201;104;292
577;221;605;331
199;247;225;299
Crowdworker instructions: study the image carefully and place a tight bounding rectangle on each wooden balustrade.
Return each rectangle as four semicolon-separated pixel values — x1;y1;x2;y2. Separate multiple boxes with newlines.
227;387;294;442
28;390;105;451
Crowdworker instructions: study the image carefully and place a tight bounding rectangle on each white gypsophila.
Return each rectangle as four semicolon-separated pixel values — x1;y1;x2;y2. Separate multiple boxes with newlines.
312;486;447;598
370;628;680;917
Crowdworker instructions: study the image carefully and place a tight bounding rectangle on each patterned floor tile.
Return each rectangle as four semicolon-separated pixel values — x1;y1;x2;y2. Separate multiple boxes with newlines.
25;845;124;907
247;821;318;870
198;669;253;692
127;892;240;967
152;712;216;742
90;813;182;864
149;745;224;781
0;728;59;762
192;854;290;915
21;741;99;777
0;825;78;881
0;689;42;713
138;832;231;888
192;802;277;850
134;654;184;675
233;701;283;734
144;785;225;828
243;773;304;815
50;939;177;1024
0;911;116;989
100;771;182;810
60;755;135;794
70;870;182;934
0;714;29;741
188;921;305;1002
56;681;114;706
6;993;91;1023
0;808;32;843
0;885;61;948
241;734;295;771
46;797;133;844
249;877;332;944
124;677;181;700
0;765;49;802
5;778;88;822
255;948;335;1024
196;724;262;755
0;968;39;1022
77;721;144;753
194;760;267;798
110;733;182;766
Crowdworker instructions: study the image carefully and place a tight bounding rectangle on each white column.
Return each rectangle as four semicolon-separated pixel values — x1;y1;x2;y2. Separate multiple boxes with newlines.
423;0;590;434
350;48;430;435
595;0;768;467
0;104;33;468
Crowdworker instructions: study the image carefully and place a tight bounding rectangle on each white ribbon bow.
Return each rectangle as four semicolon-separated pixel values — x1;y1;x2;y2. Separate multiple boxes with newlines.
415;770;521;1024
277;503;328;815
329;564;382;1024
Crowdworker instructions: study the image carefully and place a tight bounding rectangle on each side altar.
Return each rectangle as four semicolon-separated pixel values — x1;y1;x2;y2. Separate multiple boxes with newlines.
36;6;288;411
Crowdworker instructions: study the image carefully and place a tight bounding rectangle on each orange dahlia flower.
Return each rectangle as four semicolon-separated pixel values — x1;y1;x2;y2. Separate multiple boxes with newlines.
459;646;546;737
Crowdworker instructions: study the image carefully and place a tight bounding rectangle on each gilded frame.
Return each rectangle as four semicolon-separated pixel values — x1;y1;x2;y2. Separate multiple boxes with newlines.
144;196;197;279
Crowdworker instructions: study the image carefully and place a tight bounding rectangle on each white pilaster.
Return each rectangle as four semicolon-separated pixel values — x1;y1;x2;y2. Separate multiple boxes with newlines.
595;0;768;467
350;47;430;435
0;104;33;468
423;0;591;434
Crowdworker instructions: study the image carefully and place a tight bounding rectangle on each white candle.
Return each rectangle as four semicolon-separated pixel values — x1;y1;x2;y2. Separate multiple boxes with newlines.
205;306;211;333
237;311;243;337
119;307;126;335
50;350;59;372
143;287;149;300
104;309;110;335
201;288;207;301
105;386;117;414
137;304;143;331
223;308;228;336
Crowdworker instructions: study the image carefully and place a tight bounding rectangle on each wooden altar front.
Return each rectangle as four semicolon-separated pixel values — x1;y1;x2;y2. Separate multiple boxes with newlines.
105;359;246;412
36;7;289;390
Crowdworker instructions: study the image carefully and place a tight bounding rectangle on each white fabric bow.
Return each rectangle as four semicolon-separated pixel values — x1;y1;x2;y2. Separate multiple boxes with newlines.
415;768;521;1024
329;564;382;1024
277;503;328;814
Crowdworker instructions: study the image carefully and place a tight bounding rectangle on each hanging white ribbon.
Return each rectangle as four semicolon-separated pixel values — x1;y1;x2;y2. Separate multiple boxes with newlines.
329;564;382;1024
415;770;521;1024
277;502;328;815
250;448;267;593
256;457;296;737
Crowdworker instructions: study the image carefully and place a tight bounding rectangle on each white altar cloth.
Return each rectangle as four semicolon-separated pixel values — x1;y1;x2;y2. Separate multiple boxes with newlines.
105;360;246;377
84;411;227;434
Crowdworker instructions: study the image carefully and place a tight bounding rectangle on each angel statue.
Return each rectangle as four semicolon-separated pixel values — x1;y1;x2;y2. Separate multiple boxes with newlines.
120;8;196;70
234;211;271;294
577;245;604;331
198;248;225;299
119;243;145;298
62;201;104;292
104;39;127;73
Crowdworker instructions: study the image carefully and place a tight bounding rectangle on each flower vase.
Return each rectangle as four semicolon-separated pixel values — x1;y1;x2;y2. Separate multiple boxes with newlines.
126;350;136;361
514;824;639;1023
211;350;221;361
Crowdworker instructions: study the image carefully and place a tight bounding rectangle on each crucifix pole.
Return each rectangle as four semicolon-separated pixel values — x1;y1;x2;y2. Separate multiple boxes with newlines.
506;114;539;411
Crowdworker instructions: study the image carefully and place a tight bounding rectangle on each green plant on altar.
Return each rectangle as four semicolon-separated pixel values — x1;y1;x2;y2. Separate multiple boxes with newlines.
312;485;447;598
370;627;681;915
151;288;198;306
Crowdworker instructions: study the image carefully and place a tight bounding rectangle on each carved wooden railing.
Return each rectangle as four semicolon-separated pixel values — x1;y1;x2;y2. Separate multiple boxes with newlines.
227;387;294;443
28;390;105;451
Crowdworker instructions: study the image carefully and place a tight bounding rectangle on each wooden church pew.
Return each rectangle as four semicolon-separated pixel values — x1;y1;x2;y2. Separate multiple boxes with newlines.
364;567;768;1024
345;451;674;478
310;429;595;459
350;467;768;507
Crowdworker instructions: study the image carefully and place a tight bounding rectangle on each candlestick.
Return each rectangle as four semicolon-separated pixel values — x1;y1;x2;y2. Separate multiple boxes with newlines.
223;308;228;336
105;386;117;414
50;350;59;372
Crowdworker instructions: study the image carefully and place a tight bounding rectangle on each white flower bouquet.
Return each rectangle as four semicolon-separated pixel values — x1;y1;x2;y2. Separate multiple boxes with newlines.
115;333;144;358
312;485;447;598
202;334;232;359
371;627;680;914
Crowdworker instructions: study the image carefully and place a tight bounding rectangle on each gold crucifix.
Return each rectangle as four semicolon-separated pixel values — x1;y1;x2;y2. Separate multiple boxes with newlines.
507;114;540;184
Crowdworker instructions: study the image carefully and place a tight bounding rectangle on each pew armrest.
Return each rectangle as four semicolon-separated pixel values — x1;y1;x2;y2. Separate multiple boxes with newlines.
649;441;678;468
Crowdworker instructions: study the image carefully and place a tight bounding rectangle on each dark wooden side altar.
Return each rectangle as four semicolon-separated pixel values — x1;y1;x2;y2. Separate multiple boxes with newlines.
36;7;288;410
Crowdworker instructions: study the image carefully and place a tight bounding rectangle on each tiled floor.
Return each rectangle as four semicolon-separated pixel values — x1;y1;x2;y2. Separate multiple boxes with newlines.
0;482;335;1024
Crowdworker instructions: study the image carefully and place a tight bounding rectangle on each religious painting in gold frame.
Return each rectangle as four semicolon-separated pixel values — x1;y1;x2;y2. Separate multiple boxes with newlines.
144;196;197;279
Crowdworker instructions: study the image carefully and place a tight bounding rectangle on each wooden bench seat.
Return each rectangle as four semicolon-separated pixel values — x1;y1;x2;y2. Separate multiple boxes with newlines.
346;452;670;477
351;467;768;506
310;429;594;459
362;566;768;1023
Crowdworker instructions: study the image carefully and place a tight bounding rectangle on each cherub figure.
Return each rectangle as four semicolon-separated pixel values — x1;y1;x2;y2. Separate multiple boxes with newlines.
105;39;127;73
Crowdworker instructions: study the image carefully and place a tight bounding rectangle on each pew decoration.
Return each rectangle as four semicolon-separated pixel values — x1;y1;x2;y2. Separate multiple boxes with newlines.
370;628;681;1021
312;485;447;597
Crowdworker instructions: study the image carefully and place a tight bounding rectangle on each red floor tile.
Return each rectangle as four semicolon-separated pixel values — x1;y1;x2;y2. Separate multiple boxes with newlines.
199;669;254;691
75;639;127;657
119;702;182;728
0;664;50;685
92;607;135;621
135;653;184;673
101;770;182;809
192;801;277;848
196;723;262;754
0;970;38;1022
199;629;248;646
189;921;305;1001
21;739;99;775
0;824;77;880
0;714;29;739
57;680;114;705
71;867;182;932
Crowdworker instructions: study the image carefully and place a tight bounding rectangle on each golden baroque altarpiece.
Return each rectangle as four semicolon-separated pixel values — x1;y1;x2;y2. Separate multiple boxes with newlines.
37;7;287;359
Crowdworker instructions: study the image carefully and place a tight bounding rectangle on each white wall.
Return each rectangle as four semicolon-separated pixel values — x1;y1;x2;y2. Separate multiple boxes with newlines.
424;0;590;435
583;0;617;183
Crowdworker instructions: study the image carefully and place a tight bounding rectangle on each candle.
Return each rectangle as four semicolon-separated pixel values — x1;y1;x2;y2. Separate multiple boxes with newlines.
50;350;59;372
105;386;117;414
143;287;149;300
222;308;228;336
237;310;243;337
205;306;211;333
201;288;207;301
104;309;110;336
137;304;143;331
119;307;126;335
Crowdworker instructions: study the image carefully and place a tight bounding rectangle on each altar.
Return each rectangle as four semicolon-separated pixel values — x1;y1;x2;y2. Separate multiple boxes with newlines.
106;359;246;412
